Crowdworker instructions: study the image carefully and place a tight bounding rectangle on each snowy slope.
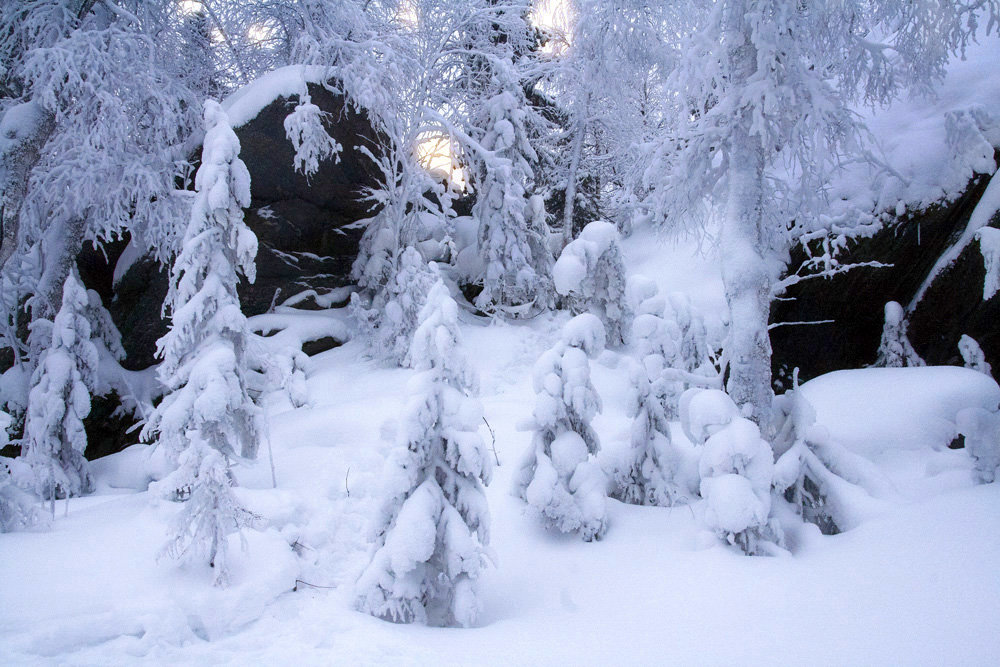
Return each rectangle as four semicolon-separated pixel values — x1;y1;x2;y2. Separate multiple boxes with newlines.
3;296;1000;665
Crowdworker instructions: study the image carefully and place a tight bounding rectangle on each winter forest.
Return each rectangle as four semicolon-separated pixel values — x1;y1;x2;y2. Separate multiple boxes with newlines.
1;0;1000;663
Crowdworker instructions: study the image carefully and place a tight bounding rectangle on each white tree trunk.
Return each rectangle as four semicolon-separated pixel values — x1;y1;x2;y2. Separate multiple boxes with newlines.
721;1;774;433
561;97;588;248
0;101;55;272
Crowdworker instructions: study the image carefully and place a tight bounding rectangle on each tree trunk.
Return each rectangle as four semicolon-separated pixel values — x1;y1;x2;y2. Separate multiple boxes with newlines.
561;98;588;249
0;101;56;273
28;216;87;364
721;0;774;433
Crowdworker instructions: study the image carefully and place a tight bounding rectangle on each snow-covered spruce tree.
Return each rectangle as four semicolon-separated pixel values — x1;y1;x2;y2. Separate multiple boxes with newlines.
873;301;925;368
0;409;46;532
681;388;781;555
768;370;886;536
472;82;554;317
356;279;492;627
645;0;998;431
15;269;98;501
553;221;631;346
515;313;608;541
351;245;439;366
141;100;264;587
667;292;715;377
611;360;679;507
959;334;992;377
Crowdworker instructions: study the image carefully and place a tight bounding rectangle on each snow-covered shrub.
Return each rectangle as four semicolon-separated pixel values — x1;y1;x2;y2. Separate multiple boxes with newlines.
515;313;608;541
769;373;893;537
473;88;553;317
141;101;264;586
356;280;492;627
873;301;924;368
350;246;438;366
262;346;310;408
956;407;1000;483
0;410;46;532
611;361;680;507
553;221;631;346
159;437;262;588
283;94;342;178
959;334;992;377
666;292;715;376
682;389;780;555
15;270;98;500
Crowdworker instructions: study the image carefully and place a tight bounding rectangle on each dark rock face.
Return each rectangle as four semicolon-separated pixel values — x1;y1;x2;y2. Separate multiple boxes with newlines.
92;81;380;369
234;82;379;314
771;164;999;387
909;225;1000;369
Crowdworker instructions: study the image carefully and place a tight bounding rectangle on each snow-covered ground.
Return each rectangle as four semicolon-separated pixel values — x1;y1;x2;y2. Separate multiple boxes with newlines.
3;230;999;665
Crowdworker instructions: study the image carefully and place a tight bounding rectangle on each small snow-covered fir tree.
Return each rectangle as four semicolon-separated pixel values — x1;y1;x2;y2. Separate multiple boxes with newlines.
141;100;263;586
681;389;780;555
515;313;608;540
769;374;880;536
667;292;715;377
473;85;553;317
959;334;992;377
553;221;631;345
611;361;679;506
874;301;925;368
356;279;492;627
15;269;98;501
351;245;438;366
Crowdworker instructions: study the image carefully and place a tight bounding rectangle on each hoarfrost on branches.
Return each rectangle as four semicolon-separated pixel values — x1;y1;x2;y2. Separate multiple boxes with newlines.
283;94;342;178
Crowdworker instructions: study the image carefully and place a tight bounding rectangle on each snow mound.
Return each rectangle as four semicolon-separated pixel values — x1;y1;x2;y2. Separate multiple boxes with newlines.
799;367;1000;457
222;65;331;129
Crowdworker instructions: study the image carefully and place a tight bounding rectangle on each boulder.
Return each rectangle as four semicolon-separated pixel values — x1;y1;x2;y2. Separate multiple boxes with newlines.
96;75;382;369
771;159;999;388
